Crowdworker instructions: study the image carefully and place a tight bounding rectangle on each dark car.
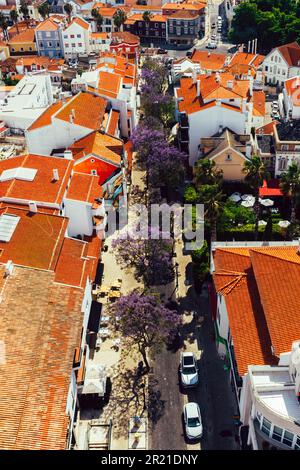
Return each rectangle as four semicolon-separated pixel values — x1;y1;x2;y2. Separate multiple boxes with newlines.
157;48;168;54
186;50;193;58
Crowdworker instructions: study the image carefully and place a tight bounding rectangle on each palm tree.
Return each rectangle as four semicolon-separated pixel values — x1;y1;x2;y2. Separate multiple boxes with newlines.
38;2;50;20
91;8;103;32
193;158;223;190
20;1;30;27
0;13;8;40
10;9;19;34
202;184;225;243
64;3;73;23
243;155;269;240
280;162;300;225
113;9;127;32
142;11;153;23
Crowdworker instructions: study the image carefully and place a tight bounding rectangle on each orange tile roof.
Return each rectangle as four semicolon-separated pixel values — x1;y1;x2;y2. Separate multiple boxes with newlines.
213;245;300;374
8;28;36;44
191;50;226;71
69;17;90;30
55;92;108;130
229;52;265;69
125;13;166;23
97;6;118;17
255;120;277;135
35;17;62;31
70;130;122;166
107;109;120;136
252;90;266;117
177;74;246;115
162;2;206;11
54;234;102;287
0;263;84;449
97;70;121;98
169;10;199;19
213;248;277;375
250;248;300;356
0;154;73;205
27;100;66;131
91;32;110;39
111;31;140;45
285;76;300;106
67;172;103;203
276;41;300;67
0;204;68;270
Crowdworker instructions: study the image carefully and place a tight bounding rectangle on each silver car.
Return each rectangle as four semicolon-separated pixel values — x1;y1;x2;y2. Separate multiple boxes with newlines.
180;352;199;387
184;402;203;440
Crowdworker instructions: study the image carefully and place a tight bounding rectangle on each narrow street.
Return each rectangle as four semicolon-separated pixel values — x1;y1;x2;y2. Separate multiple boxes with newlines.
150;241;239;450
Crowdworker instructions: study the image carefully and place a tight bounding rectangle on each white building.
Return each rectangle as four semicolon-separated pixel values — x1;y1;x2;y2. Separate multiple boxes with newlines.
71;54;138;138
90;32;110;54
262;42;300;87
0;74;53;132
26;91;109;155
240;342;300;450
174;72;254;165
283;76;300;120
62;17;91;58
211;241;300;450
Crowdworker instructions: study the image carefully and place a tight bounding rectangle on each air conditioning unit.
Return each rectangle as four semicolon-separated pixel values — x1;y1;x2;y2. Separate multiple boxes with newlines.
5;260;14;277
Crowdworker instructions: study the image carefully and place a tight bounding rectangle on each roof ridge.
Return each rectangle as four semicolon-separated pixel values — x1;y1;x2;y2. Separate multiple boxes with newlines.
249;247;300;265
217;248;250;257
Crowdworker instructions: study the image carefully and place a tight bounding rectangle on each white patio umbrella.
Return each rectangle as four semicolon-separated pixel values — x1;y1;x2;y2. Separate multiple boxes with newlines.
241;194;254;200
229;192;241;203
241;200;255;208
260;198;274;207
278;220;291;228
258;220;267;226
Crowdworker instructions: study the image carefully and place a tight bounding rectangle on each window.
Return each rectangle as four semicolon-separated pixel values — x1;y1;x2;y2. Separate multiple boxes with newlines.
283;430;293;447
272;425;283;442
29;47;32;51
162;23;165;29
39;42;43;48
78;43;83;47
64;35;68;39
48;42;52;47
282;144;289;151
65;43;69;48
295;437;300;450
155;23;158;28
71;43;76;48
77;34;81;38
20;47;24;51
265;65;268;71
226;154;232;161
261;417;271;435
70;34;75;38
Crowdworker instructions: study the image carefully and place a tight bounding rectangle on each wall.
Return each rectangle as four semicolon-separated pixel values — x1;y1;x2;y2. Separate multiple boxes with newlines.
211;148;247;181
64;198;93;237
188;105;246;165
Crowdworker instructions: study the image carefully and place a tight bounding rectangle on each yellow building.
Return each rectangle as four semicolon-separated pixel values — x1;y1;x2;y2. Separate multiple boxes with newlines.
8;28;37;55
199;128;252;181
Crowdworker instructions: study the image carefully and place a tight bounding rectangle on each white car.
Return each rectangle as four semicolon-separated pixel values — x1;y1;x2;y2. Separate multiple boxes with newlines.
180;352;199;387
184;403;203;440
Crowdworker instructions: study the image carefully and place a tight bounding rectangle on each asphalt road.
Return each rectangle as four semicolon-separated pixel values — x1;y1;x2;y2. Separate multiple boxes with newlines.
150;284;240;451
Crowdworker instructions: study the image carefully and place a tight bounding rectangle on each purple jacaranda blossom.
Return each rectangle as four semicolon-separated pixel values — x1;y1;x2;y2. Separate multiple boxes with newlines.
109;289;181;372
112;226;174;287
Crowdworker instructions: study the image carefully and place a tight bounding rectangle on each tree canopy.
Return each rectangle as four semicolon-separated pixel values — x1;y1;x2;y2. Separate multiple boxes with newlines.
228;0;300;53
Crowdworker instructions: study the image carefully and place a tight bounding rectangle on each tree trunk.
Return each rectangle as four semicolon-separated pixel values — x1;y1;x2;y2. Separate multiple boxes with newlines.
291;199;296;225
254;193;260;241
139;346;150;373
210;219;217;243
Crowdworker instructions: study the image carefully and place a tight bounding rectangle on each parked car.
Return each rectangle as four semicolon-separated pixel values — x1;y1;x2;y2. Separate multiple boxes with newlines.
211;22;216;28
206;42;217;49
218;16;222;22
180;352;199;387
272;101;279;108
186;50;193;58
157;48;167;54
183;403;203;440
211;34;216;40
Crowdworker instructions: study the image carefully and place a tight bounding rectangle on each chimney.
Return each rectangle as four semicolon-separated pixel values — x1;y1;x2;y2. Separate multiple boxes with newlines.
216;99;221;106
227;80;233;90
71;108;75;119
196;78;201;97
69;113;73;124
28;201;38;213
192;67;197;84
53;169;59;181
64;150;73;160
5;260;14;277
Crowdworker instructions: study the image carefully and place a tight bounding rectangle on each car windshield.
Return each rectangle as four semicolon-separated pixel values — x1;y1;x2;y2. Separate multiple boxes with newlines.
188;417;201;427
183;366;196;374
